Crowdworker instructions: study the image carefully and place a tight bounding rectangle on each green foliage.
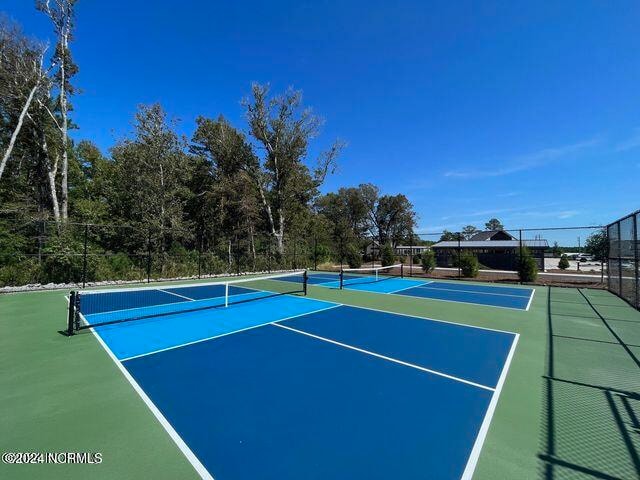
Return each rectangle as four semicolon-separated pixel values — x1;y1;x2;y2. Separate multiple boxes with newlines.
462;225;478;239
485;218;504;231
459;252;479;278
440;230;462;241
585;229;608;261
381;243;395;267
558;254;570;270
421;250;436;273
344;243;362;268
518;247;538;282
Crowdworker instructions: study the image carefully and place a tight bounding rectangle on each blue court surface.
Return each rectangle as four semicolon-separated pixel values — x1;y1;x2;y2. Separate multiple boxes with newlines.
292;272;535;310
84;284;519;480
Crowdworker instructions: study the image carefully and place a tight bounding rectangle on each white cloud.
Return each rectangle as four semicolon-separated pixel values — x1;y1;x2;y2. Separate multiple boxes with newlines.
615;128;640;152
443;137;601;179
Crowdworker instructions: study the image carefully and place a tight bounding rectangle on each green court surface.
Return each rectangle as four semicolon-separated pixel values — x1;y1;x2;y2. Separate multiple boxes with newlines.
1;277;639;479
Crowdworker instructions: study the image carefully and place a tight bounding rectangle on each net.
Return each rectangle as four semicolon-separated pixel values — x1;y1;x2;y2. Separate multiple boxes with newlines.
66;270;308;335
339;264;403;289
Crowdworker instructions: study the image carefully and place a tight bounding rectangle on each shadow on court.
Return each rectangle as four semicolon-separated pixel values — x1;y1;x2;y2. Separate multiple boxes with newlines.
539;287;640;479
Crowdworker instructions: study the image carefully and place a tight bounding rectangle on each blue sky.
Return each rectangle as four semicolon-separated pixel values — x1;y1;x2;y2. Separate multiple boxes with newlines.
4;1;640;244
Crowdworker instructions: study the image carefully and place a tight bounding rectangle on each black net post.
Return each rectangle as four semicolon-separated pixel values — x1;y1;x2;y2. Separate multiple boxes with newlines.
67;291;77;336
82;224;89;288
303;270;308;295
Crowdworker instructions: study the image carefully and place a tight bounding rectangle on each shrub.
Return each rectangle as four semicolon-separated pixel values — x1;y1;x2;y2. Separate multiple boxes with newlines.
344;244;362;268
518;247;538;282
558;254;570;270
381;243;395;267
459;253;479;278
421;250;436;273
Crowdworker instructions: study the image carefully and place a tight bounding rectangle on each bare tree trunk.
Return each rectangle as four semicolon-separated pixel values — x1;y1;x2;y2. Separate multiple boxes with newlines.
41;131;60;224
0;84;38;181
255;176;280;250
276;208;285;255
59;28;69;221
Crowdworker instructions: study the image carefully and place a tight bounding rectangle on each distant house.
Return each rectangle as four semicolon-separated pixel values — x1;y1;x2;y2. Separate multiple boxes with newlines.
365;241;429;257
431;230;549;271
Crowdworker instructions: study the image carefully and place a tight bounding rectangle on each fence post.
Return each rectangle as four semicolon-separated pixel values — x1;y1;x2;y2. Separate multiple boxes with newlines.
313;236;318;271
457;235;461;279
519;229;523;285
82;224;89;288
409;244;413;277
146;229;152;283
236;236;241;275
293;240;297;270
197;234;202;279
634;215;639;309
267;240;272;273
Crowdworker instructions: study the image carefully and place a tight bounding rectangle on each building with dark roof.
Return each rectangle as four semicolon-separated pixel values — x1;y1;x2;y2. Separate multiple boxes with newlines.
431;230;549;271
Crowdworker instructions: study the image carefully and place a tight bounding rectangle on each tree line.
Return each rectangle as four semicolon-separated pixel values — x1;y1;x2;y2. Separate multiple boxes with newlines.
0;4;417;285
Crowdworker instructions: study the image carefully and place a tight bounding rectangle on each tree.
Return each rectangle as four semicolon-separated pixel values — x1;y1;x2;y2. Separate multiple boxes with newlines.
243;84;343;254
37;0;80;221
381;242;395;266
109;104;193;254
485;218;504;231
461;225;478;239
518;247;538;282
0;16;50;182
421;249;436;273
190;115;261;258
459;252;479;277
558;254;569;270
585;229;608;261
360;184;416;247
439;230;462;241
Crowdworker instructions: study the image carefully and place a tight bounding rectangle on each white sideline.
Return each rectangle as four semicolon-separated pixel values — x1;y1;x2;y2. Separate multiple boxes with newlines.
460;334;520;480
274;323;495;392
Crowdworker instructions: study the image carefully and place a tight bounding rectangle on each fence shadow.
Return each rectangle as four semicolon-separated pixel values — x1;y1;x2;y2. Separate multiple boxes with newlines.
539;287;640;479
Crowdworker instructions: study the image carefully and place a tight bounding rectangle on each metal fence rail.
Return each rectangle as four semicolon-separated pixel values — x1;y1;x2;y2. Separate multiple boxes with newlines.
607;209;639;309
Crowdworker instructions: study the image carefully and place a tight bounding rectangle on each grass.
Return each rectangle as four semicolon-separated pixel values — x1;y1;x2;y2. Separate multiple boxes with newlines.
1;275;638;479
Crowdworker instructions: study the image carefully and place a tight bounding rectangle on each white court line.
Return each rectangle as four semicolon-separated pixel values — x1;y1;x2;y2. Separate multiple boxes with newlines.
159;289;195;301
85;289;269;320
119;304;343;362
409;284;533;299
460;333;520;480
274;323;495;392
388;280;434;294
384;289;530;312
525;289;536;311
333;302;518;336
63;298;214;480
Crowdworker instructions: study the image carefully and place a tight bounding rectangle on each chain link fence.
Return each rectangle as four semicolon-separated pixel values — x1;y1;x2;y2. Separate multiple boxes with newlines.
0;220;333;288
607;209;639;309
